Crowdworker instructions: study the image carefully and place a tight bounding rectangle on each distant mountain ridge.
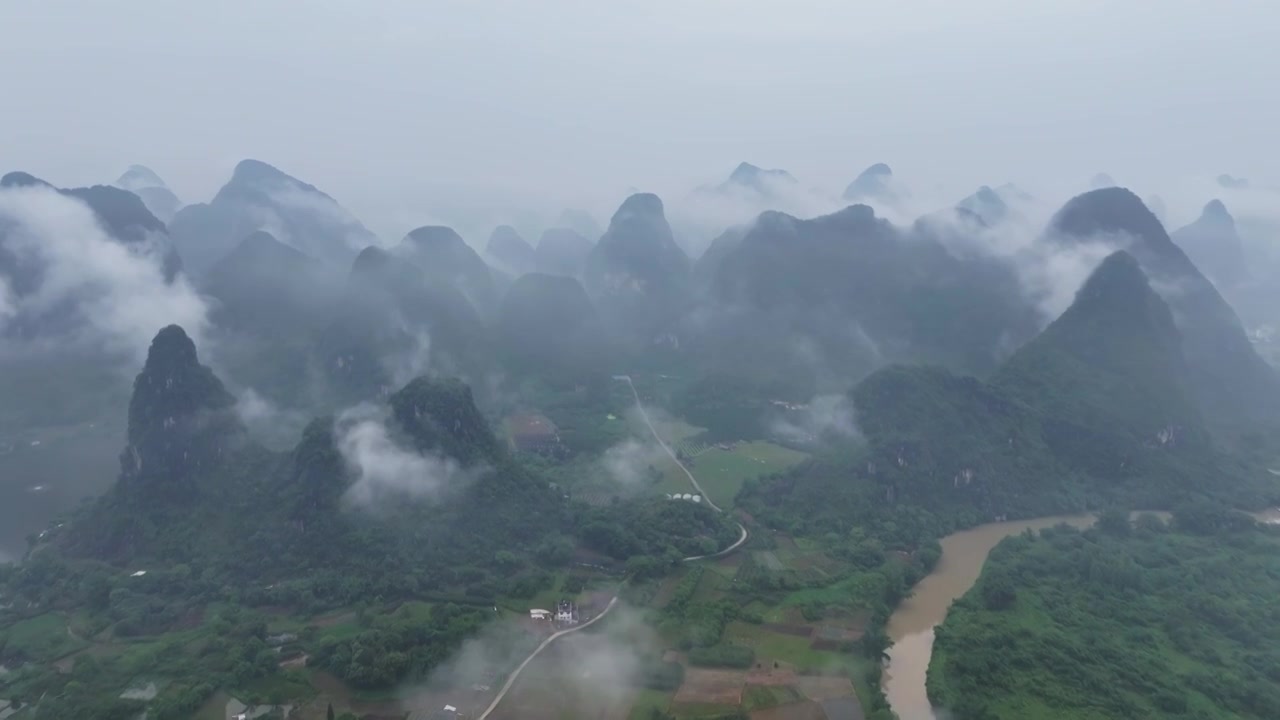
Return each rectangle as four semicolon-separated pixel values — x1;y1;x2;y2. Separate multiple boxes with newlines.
843;162;895;202
116;164;182;222
169;159;376;275
484;224;537;277
396;225;499;317
318;245;489;402
1047;187;1280;436
694;202;1037;384
0;171;182;308
584;193;692;342
712;161;798;198
853;249;1257;517
1171;199;1248;291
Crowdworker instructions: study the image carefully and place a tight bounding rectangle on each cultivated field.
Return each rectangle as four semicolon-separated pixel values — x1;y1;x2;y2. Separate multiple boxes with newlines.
673;668;747;705
749;699;826;720
653;440;809;507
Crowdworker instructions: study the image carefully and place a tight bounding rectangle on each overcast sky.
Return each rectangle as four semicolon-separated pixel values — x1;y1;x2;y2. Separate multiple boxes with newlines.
3;0;1277;236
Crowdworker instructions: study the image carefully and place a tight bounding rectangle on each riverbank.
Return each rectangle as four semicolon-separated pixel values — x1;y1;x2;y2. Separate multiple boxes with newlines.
923;512;1280;719
883;507;1277;719
882;514;1096;720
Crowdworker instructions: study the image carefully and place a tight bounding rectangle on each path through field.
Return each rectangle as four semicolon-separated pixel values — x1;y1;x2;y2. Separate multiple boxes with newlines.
477;377;752;719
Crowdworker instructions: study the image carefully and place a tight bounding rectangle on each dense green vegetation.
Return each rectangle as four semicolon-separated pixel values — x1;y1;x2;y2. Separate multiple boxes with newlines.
744;252;1278;548
671;374;805;441
0;327;747;717
578;499;741;573
9;177;1280;720
687;644;755;669
312;603;495;689
929;506;1280;719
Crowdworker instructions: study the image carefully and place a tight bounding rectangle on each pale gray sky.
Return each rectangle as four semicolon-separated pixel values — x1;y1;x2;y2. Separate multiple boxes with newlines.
2;0;1277;236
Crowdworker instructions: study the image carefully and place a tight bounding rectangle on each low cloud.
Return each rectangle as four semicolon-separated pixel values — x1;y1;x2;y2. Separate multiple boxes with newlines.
920;199;1122;321
670;172;842;258
335;404;482;507
0;275;14;324
404;604;654;718
600;437;667;487
234;388;309;450
771;393;860;445
383;326;433;391
0;186;209;361
270;184;379;252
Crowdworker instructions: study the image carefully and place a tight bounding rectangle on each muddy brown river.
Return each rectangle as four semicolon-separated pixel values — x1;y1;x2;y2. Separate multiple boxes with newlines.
882;514;1095;720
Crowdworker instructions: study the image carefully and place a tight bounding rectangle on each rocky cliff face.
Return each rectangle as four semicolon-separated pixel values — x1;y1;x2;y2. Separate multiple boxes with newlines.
119;325;241;498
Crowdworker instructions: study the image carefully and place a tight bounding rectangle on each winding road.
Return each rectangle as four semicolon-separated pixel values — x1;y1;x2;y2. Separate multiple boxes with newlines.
615;375;722;511
475;597;620;720
474;376;751;719
613;375;750;559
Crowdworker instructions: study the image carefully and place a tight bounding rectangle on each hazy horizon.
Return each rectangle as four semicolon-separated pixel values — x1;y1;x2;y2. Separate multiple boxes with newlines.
4;1;1279;240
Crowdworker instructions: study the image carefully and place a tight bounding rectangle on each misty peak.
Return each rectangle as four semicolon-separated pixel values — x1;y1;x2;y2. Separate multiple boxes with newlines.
971;185;1001;206
843;163;894;201
485;225;536;275
957;186;1009;225
615;192;666;219
726;162;797;189
585;191;690;334
1;171;55;189
405;225;467;250
995;182;1033;203
488;224;524;244
117;164;167;191
131;325;236;451
1171;198;1247;290
994;247;1203;462
486;224;531;255
1090;172;1116;189
231;158;297;186
144;324;200;373
171;158;371;274
218;158;327;200
1049;187;1168;248
824;203;879;227
389;376;500;465
398;225;498;315
1201;199;1233;223
351;244;395;277
123;324;239;498
1074;250;1150;307
753;209;800;233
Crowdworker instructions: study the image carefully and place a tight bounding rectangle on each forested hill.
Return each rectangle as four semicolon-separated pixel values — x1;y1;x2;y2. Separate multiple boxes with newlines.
744;250;1275;541
992;250;1212;480
47;325;737;611
853;250;1263;518
61;324;565;585
929;508;1280;720
1048;187;1280;437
